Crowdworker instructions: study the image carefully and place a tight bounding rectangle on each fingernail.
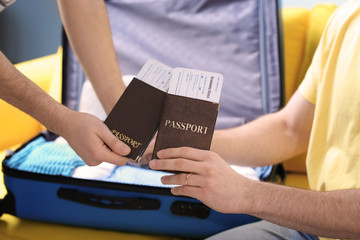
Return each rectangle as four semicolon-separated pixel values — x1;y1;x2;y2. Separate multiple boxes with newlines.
160;176;166;184
157;150;164;158
149;160;156;169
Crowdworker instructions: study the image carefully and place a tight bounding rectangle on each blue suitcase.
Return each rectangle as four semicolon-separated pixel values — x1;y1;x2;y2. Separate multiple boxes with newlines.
1;0;284;238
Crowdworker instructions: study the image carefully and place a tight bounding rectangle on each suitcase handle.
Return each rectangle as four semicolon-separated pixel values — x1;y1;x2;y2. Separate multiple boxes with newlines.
57;188;160;210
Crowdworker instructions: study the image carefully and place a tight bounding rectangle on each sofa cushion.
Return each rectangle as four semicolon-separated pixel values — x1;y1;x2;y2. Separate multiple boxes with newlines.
0;48;62;151
282;7;309;103
297;3;338;92
282;4;337;176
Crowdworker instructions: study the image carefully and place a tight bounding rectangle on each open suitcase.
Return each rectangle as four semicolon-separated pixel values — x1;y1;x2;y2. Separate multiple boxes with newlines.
1;0;284;239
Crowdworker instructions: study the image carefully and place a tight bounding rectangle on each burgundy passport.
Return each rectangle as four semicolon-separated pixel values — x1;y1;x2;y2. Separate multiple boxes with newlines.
104;78;166;163
152;94;219;159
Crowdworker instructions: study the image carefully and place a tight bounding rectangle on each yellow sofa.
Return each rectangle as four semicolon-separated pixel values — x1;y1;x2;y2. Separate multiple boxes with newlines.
282;4;337;189
0;4;338;239
0;48;62;152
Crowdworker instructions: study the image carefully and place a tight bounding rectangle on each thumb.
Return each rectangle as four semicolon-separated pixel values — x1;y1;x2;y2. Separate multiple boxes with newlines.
98;125;131;156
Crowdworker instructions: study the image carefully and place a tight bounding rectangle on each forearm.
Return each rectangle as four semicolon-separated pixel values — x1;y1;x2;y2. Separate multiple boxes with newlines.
211;92;314;167
211;113;301;166
57;0;125;113
245;181;360;238
0;51;71;135
151;145;360;239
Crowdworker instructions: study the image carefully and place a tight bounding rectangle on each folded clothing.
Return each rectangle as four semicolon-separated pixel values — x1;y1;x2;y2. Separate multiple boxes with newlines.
106;165;173;187
5;136;173;188
72;162;117;181
5;136;260;188
6;136;86;176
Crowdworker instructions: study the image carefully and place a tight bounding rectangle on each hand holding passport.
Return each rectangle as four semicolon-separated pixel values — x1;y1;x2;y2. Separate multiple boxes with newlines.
104;59;223;163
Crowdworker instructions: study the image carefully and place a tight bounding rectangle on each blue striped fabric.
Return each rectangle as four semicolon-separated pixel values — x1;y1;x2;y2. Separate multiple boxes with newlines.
5;136;171;187
6;136;265;186
6;137;86;176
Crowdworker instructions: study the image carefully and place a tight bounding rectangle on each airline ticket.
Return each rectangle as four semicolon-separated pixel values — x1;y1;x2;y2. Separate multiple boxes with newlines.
136;60;223;103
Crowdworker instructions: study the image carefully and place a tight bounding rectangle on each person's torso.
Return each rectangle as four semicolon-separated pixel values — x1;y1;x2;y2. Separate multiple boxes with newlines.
305;0;360;191
106;0;282;129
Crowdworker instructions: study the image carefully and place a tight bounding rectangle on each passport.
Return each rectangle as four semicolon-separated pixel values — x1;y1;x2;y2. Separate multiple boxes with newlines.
104;78;166;163
104;59;222;163
152;94;219;159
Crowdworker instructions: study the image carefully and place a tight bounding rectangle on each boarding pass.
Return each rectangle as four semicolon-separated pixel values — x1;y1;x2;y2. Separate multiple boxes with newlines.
136;59;223;103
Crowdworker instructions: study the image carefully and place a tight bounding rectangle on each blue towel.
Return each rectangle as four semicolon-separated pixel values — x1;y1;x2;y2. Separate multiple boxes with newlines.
107;165;173;188
6;136;266;187
6;137;86;176
5;136;172;188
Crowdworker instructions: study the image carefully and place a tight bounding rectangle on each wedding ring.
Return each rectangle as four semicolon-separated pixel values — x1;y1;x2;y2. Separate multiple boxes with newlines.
185;173;192;185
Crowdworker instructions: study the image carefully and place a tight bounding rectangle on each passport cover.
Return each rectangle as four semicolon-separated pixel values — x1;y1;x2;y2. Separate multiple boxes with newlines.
104;78;166;163
152;94;219;159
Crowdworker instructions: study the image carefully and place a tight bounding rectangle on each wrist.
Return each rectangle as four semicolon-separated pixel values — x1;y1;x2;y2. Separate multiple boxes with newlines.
244;180;284;218
237;179;266;215
47;104;74;137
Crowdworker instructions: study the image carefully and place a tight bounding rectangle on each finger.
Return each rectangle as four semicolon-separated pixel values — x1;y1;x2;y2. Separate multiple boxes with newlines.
157;147;212;162
161;172;200;186
97;124;131;156
97;143;129;166
88;133;129;166
171;185;203;200
160;173;187;185
149;158;204;174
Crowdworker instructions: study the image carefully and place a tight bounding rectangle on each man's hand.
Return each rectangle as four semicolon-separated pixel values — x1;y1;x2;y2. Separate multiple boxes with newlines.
60;110;131;166
0;50;130;166
149;147;252;214
149;147;360;239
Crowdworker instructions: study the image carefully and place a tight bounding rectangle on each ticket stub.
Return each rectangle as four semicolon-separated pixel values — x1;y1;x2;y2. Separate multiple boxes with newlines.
136;59;173;92
168;68;223;103
136;60;223;102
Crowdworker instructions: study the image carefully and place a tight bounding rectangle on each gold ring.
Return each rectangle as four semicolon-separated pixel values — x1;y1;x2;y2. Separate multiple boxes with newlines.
185;173;192;185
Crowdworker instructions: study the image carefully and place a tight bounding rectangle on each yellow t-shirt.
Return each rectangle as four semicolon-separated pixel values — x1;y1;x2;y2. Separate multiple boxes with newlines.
299;0;360;192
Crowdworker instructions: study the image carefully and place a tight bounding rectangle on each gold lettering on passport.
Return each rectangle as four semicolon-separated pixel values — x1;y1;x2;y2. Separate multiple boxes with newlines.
111;130;142;148
164;120;209;135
